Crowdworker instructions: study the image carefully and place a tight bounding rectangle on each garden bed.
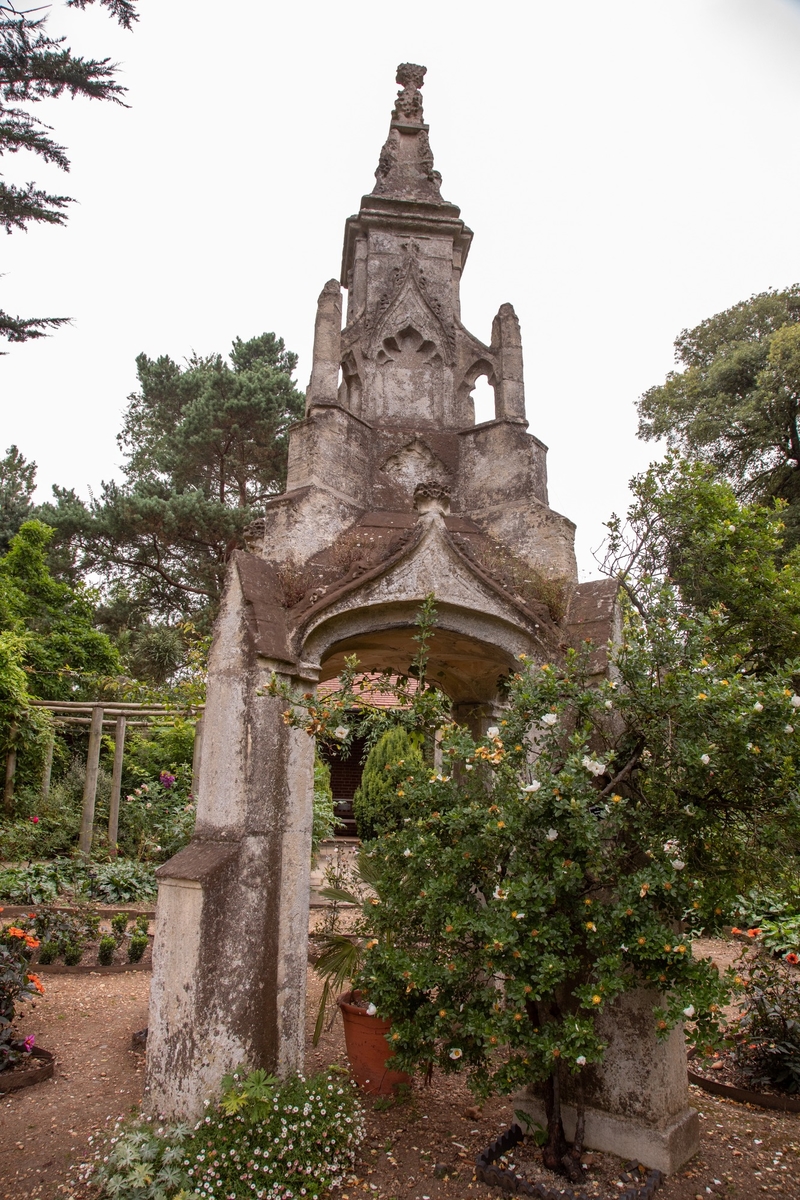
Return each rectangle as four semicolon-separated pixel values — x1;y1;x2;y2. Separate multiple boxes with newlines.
0;1046;55;1095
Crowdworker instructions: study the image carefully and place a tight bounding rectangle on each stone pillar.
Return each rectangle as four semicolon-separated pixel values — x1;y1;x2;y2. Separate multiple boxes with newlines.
146;567;316;1120
306;280;342;412
515;990;699;1174
491;303;526;422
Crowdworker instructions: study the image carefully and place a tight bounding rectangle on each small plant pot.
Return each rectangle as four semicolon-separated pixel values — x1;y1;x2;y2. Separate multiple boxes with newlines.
338;990;411;1096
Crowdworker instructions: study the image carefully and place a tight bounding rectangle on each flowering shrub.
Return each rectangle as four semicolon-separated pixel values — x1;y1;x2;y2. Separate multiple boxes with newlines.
733;946;800;1092
82;1067;365;1200
0;917;43;1070
117;766;196;862
275;577;800;1174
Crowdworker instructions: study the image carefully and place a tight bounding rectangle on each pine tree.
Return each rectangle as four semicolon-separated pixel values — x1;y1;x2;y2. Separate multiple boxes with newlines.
37;332;305;625
1;0;138;346
0;444;36;552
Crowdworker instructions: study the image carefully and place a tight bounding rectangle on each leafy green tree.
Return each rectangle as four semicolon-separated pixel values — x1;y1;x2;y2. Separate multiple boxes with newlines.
1;0;138;345
352;726;424;839
38;333;304;626
0;518;119;699
604;455;800;672
0;445;35;552
638;286;800;546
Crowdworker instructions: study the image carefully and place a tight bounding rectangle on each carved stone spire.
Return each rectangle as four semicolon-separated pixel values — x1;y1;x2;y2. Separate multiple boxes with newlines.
372;63;444;203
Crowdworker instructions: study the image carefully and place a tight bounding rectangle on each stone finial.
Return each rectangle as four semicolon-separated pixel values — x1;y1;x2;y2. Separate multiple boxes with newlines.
392;63;427;124
372;63;444;203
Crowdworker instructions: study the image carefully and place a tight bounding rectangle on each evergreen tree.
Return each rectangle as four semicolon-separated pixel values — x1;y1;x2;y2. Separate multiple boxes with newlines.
37;332;305;625
1;0;138;346
352;726;423;840
0;444;36;552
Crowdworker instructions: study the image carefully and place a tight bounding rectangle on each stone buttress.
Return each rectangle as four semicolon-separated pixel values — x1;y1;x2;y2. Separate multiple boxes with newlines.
145;64;697;1174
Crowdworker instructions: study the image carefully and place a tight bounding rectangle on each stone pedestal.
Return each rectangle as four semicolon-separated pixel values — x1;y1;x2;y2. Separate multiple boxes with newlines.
515;990;699;1174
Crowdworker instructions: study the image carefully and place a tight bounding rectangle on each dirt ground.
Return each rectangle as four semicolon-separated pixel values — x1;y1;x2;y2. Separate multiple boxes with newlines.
1;942;800;1199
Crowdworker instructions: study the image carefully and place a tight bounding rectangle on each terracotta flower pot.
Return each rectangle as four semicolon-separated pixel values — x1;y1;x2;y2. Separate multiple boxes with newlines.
338;989;411;1096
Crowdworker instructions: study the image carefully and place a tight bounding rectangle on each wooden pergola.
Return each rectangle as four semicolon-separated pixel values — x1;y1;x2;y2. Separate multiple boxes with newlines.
2;701;204;857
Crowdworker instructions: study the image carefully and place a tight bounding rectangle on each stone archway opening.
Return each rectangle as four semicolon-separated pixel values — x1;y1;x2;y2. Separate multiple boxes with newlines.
313;616;519;842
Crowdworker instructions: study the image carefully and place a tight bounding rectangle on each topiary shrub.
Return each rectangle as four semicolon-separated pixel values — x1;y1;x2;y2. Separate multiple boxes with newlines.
127;932;148;963
352;726;424;840
110;912;128;943
37;940;58;965
97;936;116;966
63;940;84;966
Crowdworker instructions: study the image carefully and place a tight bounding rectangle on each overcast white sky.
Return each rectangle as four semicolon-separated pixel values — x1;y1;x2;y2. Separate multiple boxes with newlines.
3;0;800;578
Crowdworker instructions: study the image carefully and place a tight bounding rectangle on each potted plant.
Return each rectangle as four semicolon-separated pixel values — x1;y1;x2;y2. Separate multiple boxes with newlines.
312;847;411;1096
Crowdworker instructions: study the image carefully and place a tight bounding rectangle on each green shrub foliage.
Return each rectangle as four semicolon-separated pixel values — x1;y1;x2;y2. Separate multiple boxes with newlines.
127;932;148;963
97;936;116;966
352;726;423;840
311;754;334;862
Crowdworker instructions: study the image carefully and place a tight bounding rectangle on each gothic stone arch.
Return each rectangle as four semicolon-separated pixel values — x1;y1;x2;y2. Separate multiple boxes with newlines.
146;63;698;1176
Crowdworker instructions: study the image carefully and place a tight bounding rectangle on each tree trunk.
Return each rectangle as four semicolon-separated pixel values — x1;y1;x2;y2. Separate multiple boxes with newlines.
541;1067;570;1174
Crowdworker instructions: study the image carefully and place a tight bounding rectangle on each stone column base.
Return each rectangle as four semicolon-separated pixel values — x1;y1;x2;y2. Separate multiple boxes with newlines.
513;1093;699;1176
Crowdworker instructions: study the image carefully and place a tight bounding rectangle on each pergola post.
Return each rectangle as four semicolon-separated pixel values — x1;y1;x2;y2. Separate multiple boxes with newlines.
191;714;204;801
3;722;17;818
41;730;55;801
79;705;104;856
108;714;127;856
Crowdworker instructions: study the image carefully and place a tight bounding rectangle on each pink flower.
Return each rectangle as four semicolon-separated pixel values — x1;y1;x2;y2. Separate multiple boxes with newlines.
23;1035;35;1052
30;816;39;824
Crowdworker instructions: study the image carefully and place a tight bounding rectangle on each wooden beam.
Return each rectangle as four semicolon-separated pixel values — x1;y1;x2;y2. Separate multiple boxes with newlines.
79;706;104;857
108;714;126;857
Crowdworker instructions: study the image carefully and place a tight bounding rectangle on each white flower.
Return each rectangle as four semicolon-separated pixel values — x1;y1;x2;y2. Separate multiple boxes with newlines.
785;725;795;734
700;754;710;765
366;1003;377;1016
522;781;541;793
683;1005;695;1018
403;848;412;857
334;726;349;740
513;912;525;921
541;713;558;727
604;700;613;709
546;828;559;841
620;944;628;952
493;886;508;900
727;524;736;532
576;1055;587;1066
465;764;474;771
487;726;500;737
753;702;764;713
663;840;679;853
792;695;800;708
671;859;686;871
582;756;606;777
449;1048;463;1060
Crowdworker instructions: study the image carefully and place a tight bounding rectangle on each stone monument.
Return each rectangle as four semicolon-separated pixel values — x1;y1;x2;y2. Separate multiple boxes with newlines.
145;64;697;1174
